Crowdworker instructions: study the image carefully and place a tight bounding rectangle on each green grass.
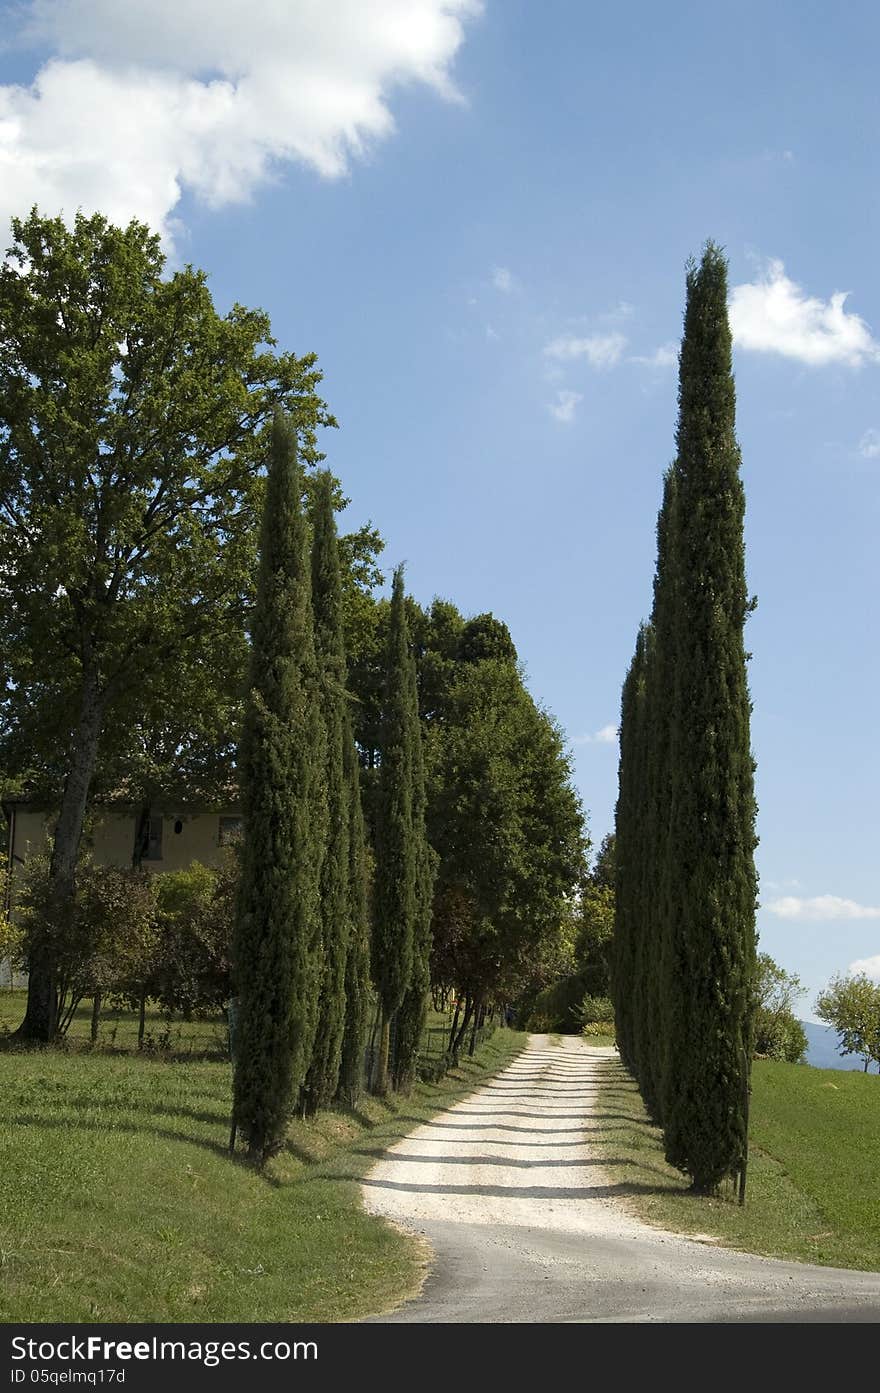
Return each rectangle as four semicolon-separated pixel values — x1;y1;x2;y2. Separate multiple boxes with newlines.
0;1024;526;1322
0;989;226;1057
593;1055;880;1271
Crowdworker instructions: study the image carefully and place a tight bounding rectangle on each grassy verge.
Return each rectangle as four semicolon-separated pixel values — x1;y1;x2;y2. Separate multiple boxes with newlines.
593;1055;880;1271
0;1028;526;1322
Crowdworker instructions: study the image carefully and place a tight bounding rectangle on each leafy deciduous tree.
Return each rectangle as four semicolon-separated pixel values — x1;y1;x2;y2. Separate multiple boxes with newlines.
0;209;332;1041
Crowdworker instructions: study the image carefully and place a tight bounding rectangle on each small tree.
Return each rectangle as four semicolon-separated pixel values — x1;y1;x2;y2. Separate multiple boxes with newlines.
16;849;156;1038
153;856;235;1020
753;953;806;1063
815;973;880;1072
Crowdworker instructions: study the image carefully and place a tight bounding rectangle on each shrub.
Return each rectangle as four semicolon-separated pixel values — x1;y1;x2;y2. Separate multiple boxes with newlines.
16;848;157;1037
576;994;616;1042
153;852;237;1018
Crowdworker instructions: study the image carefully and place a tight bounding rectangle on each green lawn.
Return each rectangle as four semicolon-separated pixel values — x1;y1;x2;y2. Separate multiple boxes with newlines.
0;989;227;1056
593;1056;880;1271
0;1023;526;1322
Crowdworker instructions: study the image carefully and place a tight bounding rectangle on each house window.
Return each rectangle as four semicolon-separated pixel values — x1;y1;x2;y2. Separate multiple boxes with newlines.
219;816;243;846
144;816;164;861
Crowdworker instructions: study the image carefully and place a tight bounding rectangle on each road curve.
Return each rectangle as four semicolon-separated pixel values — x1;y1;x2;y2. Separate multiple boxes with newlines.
361;1034;880;1322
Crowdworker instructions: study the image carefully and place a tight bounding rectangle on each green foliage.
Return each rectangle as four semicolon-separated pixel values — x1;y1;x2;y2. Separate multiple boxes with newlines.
615;245;757;1193
753;953;807;1063
815;973;880;1071
575;881;614;998
524;972;587;1033
15;848;156;1036
426;647;586;1009
591;833;616;891
0;853;23;975
152;856;236;1018
336;725;373;1106
577;993;615;1025
0;208;333;1042
578;995;616;1042
232;413;325;1162
370;569;419;1093
301;474;351;1115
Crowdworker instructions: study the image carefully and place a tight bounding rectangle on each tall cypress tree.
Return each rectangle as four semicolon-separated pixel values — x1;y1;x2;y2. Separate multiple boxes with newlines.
639;469;679;1124
336;715;373;1105
231;412;324;1163
393;625;438;1091
612;628;645;1076
301;473;350;1115
371;566;416;1095
661;244;757;1193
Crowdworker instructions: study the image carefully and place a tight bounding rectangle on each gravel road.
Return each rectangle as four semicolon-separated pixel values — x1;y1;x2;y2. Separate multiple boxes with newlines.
361;1034;880;1322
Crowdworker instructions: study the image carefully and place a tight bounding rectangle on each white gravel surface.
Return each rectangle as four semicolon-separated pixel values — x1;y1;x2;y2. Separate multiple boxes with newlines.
361;1034;880;1322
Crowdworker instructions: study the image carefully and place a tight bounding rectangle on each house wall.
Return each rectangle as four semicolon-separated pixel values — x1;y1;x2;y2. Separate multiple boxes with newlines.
6;807;241;913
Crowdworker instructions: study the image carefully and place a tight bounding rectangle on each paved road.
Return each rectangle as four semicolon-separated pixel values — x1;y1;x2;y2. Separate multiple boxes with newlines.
361;1035;880;1322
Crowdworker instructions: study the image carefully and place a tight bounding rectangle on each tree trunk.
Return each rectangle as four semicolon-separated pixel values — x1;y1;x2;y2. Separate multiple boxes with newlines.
448;997;461;1056
90;993;102;1043
15;664;105;1042
373;1012;392;1096
468;998;484;1057
450;993;473;1059
132;805;151;870
138;991;147;1049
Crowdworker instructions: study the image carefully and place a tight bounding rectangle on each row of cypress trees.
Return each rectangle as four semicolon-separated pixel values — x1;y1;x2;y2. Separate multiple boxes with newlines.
231;412;433;1163
613;244;758;1197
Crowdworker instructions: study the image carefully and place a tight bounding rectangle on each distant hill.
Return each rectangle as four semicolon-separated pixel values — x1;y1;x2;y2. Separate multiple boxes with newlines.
801;1019;871;1072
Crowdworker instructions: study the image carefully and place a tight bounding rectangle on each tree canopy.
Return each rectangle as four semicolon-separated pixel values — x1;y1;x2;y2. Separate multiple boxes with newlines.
0;209;333;1039
815;973;880;1072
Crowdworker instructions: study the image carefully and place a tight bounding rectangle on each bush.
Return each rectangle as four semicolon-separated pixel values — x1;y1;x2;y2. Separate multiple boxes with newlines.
576;993;615;1024
575;993;616;1041
0;853;24;979
152;852;237;1018
16;849;157;1037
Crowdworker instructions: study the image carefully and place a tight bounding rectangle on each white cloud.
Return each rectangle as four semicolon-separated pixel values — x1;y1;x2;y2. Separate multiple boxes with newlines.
729;259;880;367
630;341;677;369
572;724;618;745
544;332;627;369
1;1;482;245
767;895;880;921
491;266;513;293
849;954;880;981
858;428;880;459
548;389;582;424
595;300;634;324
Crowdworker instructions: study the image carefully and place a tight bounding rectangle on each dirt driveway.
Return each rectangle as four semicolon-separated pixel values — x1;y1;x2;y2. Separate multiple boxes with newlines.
362;1034;880;1322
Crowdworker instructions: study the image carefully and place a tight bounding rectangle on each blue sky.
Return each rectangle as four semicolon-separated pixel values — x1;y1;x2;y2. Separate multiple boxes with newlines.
2;1;879;1017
